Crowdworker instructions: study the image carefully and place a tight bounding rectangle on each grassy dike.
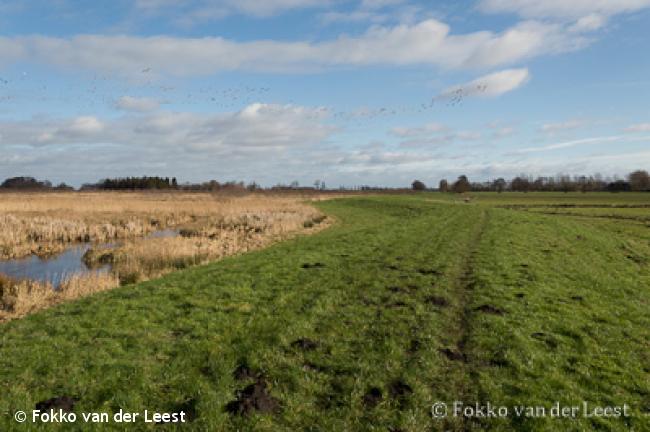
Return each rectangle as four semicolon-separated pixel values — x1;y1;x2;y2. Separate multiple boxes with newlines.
1;195;648;431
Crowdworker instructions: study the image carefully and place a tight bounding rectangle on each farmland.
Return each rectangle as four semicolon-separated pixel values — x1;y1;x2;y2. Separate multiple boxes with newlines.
0;192;648;431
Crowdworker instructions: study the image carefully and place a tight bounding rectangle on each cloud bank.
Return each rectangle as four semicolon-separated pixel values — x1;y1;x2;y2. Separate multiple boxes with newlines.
479;0;650;19
0;20;587;76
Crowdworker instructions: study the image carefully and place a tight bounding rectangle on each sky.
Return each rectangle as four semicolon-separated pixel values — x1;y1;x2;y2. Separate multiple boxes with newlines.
0;0;649;188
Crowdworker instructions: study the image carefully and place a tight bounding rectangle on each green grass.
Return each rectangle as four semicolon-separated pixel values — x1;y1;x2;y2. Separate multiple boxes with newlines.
1;194;648;431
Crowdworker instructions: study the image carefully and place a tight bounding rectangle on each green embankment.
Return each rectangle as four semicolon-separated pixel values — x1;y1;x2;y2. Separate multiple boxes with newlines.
1;195;648;431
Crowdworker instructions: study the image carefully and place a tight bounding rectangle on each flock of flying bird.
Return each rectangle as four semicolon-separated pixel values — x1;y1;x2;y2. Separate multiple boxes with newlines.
0;67;487;122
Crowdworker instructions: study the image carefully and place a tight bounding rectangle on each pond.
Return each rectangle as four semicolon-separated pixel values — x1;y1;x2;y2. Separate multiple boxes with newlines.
0;244;107;287
0;228;180;287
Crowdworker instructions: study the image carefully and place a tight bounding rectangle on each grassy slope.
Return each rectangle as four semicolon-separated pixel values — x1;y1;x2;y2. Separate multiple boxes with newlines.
1;194;648;431
467;208;649;431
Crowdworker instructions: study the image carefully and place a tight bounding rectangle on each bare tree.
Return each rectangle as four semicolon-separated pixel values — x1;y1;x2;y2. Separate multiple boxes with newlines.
452;175;470;193
629;170;650;191
493;178;506;193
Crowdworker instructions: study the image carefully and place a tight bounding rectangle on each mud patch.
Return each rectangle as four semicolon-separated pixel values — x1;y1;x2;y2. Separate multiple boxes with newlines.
489;350;509;367
302;262;325;269
625;254;645;264
291;338;319;351
225;378;280;416
474;304;505;315
417;268;441;276
407;339;421;355
35;396;77;412
363;387;383;408
387;301;408;308
388;286;407;294
389;380;413;408
425;295;448;307
169;398;197;423
439;348;465;362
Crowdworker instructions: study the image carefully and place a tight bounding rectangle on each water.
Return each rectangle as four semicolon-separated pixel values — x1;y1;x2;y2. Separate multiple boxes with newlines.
0;244;108;287
0;228;180;287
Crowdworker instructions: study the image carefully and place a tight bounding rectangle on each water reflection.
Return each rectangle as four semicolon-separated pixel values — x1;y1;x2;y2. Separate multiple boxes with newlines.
0;228;180;287
0;245;109;287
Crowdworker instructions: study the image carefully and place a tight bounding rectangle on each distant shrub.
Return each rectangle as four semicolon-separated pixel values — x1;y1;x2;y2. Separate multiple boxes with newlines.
412;180;426;191
629;170;650;191
1;176;52;190
452;175;470;193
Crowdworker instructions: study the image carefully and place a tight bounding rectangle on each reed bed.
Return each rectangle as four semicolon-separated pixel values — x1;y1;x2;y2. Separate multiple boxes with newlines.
0;272;120;322
0;192;324;258
0;191;329;321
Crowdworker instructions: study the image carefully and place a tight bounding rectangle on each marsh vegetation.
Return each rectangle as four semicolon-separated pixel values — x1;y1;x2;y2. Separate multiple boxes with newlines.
0;192;327;321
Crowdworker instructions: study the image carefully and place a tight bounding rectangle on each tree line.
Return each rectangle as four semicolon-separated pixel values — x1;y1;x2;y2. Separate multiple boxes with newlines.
0;177;73;191
412;170;650;193
2;171;649;192
87;176;178;190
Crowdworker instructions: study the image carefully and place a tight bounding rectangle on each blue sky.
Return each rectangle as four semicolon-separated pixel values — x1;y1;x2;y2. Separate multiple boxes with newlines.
0;0;649;187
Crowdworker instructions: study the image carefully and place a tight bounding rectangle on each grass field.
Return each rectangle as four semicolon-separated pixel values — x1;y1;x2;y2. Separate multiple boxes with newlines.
0;193;648;431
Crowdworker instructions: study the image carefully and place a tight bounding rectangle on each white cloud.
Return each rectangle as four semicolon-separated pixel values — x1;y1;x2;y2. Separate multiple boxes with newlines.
390;123;484;148
0;38;26;66
320;0;419;25
360;0;407;9
10;116;107;145
492;126;515;138
624;123;650;132
478;0;650;20
390;122;448;137
569;14;607;32
320;10;388;24
515;135;625;153
540;119;584;133
67;116;105;134
136;0;329;22
115;96;161;112
438;68;530;100
0;20;584;76
0;103;333;150
456;131;482;140
135;0;181;10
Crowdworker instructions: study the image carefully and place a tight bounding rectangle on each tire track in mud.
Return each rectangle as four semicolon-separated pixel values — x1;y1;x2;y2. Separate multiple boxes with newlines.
440;208;490;432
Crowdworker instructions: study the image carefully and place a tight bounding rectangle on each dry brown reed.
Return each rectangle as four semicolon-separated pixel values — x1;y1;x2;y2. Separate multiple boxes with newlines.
0;272;119;322
0;191;329;321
